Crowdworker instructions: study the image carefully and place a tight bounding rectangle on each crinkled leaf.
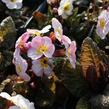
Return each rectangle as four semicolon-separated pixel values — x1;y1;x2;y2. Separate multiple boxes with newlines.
80;37;109;78
0;16;16;50
0;51;13;71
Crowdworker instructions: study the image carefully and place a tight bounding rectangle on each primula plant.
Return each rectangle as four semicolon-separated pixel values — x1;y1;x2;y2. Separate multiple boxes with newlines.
1;0;109;109
13;17;76;80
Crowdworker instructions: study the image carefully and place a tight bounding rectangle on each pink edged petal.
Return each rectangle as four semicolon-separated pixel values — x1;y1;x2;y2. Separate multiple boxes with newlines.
14;56;30;81
42;36;52;46
9;106;20;109
96;26;106;39
15;32;30;48
32;60;43;77
58;7;64;16
13;48;21;58
31;36;42;47
69;57;76;69
44;66;53;77
44;44;55;58
27;48;42;60
62;35;71;48
66;41;76;69
52;18;62;30
70;41;76;52
104;21;109;35
24;41;31;49
19;72;30;81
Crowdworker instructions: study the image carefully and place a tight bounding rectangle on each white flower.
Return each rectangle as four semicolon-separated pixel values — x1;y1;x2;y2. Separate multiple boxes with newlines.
52;18;63;41
0;92;35;109
96;10;109;39
27;25;51;37
58;0;74;19
52;17;71;47
13;48;30;81
1;0;23;9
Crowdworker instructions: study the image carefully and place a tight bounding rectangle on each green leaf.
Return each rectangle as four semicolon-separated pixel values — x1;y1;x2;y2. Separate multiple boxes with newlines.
76;97;91;109
54;57;89;98
0;51;13;71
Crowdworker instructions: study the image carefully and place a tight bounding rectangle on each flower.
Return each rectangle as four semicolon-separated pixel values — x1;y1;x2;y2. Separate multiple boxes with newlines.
52;18;63;42
52;18;71;47
96;10;109;39
15;32;30;49
13;48;30;81
0;92;35;109
61;35;71;48
1;0;23;9
27;36;55;60
58;0;74;19
66;41;76;69
32;57;53;77
27;25;51;37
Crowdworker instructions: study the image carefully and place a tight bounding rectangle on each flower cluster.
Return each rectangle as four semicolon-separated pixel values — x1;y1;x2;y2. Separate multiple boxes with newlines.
0;92;35;109
13;18;76;81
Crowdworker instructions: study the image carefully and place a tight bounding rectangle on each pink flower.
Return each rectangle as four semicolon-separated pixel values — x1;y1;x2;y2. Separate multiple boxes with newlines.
13;48;30;81
32;57;53;77
15;32;30;49
52;18;71;47
61;35;71;48
96;10;109;39
52;18;63;42
66;41;76;69
27;36;55;60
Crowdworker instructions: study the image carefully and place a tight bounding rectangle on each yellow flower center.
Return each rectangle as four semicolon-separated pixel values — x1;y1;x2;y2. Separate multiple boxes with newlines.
16;64;22;74
34;31;41;36
36;45;48;54
10;0;16;2
56;27;62;39
40;58;48;68
64;2;70;11
100;18;105;30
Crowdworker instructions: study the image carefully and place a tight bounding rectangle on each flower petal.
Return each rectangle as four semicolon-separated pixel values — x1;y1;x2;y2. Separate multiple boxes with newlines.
32;60;43;77
27;48;42;60
9;106;20;109
44;44;55;58
44;66;53;77
0;92;11;100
